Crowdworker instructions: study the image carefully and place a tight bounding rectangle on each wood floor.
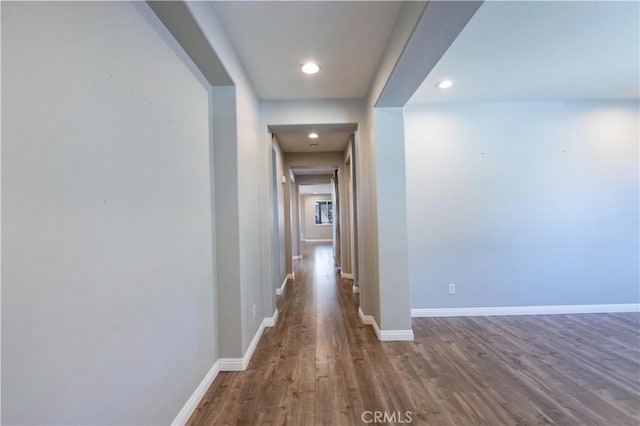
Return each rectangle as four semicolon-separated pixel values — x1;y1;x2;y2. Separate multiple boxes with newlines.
188;242;640;425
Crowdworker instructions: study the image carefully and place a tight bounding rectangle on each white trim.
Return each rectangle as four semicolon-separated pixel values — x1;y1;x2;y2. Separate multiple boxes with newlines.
352;285;360;294
217;357;245;371
263;308;279;327
171;361;220;425
411;303;640;318
217;357;244;372
276;276;287;296
358;307;377;332
302;238;333;242
287;272;294;280
217;309;279;371
379;329;415;341
341;272;355;280
358;307;414;342
171;304;285;418
292;255;302;260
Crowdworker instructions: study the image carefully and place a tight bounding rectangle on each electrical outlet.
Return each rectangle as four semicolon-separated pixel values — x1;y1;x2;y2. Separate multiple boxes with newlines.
449;283;456;295
252;304;257;319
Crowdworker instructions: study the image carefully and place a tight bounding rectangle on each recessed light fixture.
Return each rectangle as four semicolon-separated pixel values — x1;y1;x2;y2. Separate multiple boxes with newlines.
301;62;320;74
308;132;319;139
436;79;453;89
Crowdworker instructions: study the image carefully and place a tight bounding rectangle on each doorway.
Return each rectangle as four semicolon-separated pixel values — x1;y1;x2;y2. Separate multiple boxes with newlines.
267;123;359;295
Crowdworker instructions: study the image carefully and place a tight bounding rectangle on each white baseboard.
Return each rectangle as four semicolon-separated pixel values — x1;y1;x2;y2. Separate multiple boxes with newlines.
358;307;414;342
302;238;333;242
379;329;415;341
217;357;245;371
263;308;278;327
352;285;360;294
171;361;220;425
287;272;294;280
341;272;355;280
292;255;302;260
411;303;640;318
276;276;287;296
213;308;279;372
172;307;279;423
359;307;378;332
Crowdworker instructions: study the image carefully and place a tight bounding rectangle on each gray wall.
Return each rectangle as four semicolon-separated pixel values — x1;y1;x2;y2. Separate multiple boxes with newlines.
301;194;334;240
211;86;242;357
290;172;301;260
273;138;286;289
352;2;428;330
405;101;640;309
187;1;270;355
341;143;354;275
2;2;217;424
371;107;412;330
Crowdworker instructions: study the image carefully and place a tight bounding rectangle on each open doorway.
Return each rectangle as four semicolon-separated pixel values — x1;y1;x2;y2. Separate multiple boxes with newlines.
268;123;359;292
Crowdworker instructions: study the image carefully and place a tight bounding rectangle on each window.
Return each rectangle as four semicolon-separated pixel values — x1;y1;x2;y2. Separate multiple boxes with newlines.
314;200;333;225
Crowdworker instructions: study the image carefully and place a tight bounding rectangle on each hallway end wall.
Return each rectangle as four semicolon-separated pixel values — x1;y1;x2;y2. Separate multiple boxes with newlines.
301;194;334;241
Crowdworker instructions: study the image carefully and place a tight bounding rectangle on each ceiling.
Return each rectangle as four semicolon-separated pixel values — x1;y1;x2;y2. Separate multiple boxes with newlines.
291;167;334;184
299;183;332;195
270;123;355;153
409;1;640;104
212;1;402;100
293;167;335;176
277;132;351;153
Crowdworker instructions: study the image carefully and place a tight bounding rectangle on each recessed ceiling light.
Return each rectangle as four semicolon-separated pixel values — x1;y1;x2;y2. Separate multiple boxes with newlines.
308;132;319;139
436;79;453;89
301;62;320;74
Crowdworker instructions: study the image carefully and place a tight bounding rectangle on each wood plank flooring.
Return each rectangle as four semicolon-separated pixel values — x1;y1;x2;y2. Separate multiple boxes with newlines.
188;242;640;425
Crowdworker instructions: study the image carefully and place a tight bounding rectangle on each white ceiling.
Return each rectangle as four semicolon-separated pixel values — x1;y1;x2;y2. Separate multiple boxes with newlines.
212;1;402;100
409;1;640;104
299;184;332;195
270;123;355;153
292;167;334;184
277;131;351;153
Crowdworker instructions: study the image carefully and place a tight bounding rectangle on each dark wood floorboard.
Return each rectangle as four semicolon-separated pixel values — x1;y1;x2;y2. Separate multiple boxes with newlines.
187;242;640;425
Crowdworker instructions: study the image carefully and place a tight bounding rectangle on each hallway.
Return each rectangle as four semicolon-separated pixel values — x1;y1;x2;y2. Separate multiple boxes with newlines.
3;3;638;424
187;243;640;426
187;242;415;425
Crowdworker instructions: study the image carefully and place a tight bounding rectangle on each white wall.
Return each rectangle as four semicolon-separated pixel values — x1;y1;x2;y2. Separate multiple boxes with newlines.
301;194;334;241
405;101;640;309
2;2;216;424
